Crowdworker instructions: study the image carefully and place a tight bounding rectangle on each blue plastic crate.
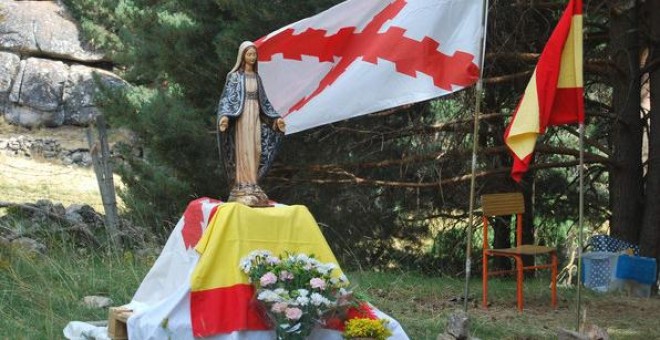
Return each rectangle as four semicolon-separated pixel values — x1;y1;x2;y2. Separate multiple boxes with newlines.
581;252;619;292
588;235;640;255
615;255;657;285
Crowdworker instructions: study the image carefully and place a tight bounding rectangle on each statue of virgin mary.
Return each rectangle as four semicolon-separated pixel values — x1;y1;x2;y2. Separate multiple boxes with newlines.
217;41;286;207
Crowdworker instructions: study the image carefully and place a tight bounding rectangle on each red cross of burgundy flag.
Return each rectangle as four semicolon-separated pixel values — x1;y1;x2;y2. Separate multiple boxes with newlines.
504;0;584;182
255;0;485;134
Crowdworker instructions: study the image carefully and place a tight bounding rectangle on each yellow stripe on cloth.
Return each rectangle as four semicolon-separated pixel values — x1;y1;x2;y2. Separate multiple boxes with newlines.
191;203;343;291
557;15;583;89
506;71;540;160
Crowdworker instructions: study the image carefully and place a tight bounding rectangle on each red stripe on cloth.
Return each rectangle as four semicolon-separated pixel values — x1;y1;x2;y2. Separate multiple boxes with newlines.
181;198;221;249
548;87;584;126
191;284;270;337
574;0;583;15
533;3;576;132
510;153;535;183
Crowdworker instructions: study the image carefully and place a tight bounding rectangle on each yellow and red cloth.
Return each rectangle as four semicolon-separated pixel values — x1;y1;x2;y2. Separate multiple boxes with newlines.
504;0;584;182
189;203;344;337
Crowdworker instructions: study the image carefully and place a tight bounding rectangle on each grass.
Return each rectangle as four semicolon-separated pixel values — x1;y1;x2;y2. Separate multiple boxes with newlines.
1;245;659;340
351;271;660;339
0;154;108;211
0;122;126;214
0;246;149;339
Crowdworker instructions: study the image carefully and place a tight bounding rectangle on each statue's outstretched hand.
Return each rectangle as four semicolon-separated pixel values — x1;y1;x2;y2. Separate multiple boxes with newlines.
274;118;286;133
218;116;229;132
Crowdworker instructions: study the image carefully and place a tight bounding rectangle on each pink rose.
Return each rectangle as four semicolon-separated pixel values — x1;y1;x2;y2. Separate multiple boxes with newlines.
260;272;277;286
279;270;294;280
285;307;303;320
271;302;288;313
309;278;326;290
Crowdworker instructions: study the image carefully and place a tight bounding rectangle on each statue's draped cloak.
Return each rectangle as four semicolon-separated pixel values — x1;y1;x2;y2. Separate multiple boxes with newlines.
217;71;282;186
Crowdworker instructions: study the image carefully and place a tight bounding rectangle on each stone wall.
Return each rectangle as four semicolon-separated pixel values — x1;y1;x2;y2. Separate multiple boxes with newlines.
0;0;125;128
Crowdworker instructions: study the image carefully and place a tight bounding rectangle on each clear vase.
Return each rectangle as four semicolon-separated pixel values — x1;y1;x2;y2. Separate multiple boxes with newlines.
275;322;306;340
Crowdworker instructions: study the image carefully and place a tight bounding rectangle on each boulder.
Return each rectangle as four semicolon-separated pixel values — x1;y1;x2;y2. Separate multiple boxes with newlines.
63;65;124;125
12;58;68;111
3;57;124;128
0;52;21;104
0;0;105;62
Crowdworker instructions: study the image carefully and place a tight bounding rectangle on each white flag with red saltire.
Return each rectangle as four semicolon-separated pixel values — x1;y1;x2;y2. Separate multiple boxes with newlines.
255;0;485;134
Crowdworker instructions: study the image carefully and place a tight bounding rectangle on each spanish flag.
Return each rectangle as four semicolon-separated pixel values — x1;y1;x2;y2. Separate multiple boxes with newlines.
504;0;584;182
189;203;344;337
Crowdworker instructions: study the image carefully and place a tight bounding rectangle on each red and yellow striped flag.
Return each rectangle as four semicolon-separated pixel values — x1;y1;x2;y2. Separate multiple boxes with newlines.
189;203;343;337
504;0;584;182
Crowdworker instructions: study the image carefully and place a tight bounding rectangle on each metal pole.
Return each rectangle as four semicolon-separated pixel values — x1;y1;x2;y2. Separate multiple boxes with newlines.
575;123;584;330
464;0;490;312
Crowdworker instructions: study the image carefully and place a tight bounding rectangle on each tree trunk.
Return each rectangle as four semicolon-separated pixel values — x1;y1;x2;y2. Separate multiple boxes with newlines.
640;0;660;268
608;1;644;244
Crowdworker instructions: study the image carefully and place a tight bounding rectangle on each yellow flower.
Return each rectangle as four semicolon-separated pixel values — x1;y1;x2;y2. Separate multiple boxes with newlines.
343;318;392;340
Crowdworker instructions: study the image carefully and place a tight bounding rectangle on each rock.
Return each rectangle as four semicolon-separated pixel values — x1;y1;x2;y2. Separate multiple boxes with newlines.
35;199;65;216
3;57;125;128
64;211;84;225
5;58;68;127
4;102;65;128
63;65;124;125
584;324;609;340
0;2;127;128
11;237;47;254
446;310;470;340
0;52;21;103
0;0;105;62
82;296;113;309
559;329;589;340
67;204;102;226
14;58;68;112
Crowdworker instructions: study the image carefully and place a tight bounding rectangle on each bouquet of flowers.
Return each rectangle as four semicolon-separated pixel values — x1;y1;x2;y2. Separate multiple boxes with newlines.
240;250;352;340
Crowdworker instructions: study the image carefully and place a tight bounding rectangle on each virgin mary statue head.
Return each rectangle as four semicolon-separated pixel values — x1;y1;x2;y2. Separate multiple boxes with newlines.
229;41;258;74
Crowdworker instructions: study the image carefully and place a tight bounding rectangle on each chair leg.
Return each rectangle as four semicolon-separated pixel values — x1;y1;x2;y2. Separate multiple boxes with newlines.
515;255;523;312
482;253;488;309
551;252;558;309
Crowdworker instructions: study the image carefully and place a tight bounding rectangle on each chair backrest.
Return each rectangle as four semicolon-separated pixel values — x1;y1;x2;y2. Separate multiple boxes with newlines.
481;192;525;217
481;192;525;248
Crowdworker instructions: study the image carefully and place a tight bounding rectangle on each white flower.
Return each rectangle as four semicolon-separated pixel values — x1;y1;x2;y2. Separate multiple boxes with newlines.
316;263;336;275
294;254;311;263
257;290;282;303
239;259;252;273
295;296;310;306
297;289;309;297
266;256;280;264
310;293;325;306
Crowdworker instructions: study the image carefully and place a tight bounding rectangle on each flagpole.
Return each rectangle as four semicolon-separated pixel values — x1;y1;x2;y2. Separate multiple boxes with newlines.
464;0;490;312
575;122;585;330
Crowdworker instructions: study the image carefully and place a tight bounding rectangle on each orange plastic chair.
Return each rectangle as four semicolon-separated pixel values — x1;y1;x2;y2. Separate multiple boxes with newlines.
481;192;557;311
